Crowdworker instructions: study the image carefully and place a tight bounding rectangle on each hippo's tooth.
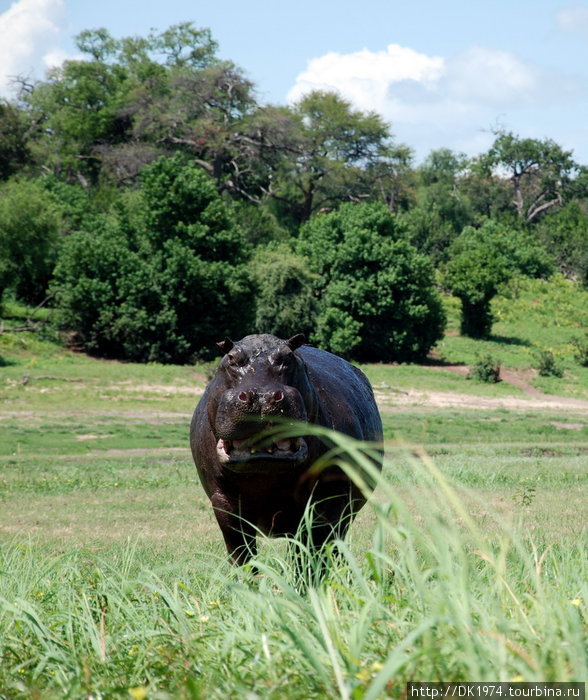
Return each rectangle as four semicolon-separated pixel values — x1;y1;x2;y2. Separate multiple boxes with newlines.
216;439;231;463
266;445;275;454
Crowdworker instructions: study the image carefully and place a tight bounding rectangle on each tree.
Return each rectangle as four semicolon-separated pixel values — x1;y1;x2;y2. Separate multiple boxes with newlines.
21;23;229;186
249;91;405;227
52;156;254;362
365;142;415;212
297;202;446;361
251;243;319;338
24;52;130;183
536;201;588;285
445;220;554;338
419;148;469;188
0;101;30;180
477;130;580;222
0;179;62;306
136;60;258;187
287;91;398;221
18;25;412;229
400;204;459;266
399;149;490;265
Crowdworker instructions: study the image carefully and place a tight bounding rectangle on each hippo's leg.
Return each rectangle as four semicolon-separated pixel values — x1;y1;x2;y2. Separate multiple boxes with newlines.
293;477;365;586
309;474;365;547
211;492;257;565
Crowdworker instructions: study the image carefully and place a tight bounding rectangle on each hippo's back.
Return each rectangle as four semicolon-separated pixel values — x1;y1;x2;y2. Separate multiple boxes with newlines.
298;345;382;443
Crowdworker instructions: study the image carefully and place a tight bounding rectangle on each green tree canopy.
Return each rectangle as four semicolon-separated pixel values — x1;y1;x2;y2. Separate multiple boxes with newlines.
251;243;319;339
238;91;409;228
400;149;476;264
445;219;554;338
52;155;253;362
15;23;412;231
297;202;446;361
21;23;246;186
0;101;31;180
536;201;588;285
477;130;581;222
271;91;402;224
0;179;62;306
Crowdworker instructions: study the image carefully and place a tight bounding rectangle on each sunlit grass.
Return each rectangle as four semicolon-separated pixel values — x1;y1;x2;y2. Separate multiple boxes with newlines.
438;276;588;396
1;277;587;696
0;432;585;698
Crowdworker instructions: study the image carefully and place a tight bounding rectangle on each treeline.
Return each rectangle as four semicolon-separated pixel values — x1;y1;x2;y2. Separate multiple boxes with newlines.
1;22;587;362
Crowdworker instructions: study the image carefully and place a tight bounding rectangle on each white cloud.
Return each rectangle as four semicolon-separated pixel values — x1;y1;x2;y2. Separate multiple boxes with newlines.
557;4;588;35
445;46;539;105
287;44;444;117
288;43;544;113
0;0;67;97
43;47;72;69
287;42;579;160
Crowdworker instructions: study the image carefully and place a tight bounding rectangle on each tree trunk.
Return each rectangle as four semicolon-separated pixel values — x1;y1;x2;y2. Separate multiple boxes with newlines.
459;297;494;338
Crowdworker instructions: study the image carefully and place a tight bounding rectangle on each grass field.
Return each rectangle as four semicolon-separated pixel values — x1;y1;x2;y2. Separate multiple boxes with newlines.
0;279;587;698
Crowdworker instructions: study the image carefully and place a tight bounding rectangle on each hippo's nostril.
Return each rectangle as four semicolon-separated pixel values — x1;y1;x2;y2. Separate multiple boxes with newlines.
238;391;249;403
273;390;284;403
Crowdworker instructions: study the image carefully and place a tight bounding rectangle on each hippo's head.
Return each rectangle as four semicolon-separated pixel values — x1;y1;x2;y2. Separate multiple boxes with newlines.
209;334;316;473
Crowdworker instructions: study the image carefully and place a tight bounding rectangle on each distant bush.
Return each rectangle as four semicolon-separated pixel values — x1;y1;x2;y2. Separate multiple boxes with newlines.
571;334;588;367
297;202;446;362
535;349;564;378
53;155;254;363
0;179;62;307
251;243;318;338
537;202;588;286
468;354;501;383
445;220;554;339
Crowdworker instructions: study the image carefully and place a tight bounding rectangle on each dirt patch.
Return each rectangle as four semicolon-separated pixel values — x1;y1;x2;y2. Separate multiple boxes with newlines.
375;388;588;413
550;422;585;430
499;367;544;397
96;446;190;457
401;363;588;412
107;382;203;396
520;447;559;457
427;362;470;376
428;363;543;394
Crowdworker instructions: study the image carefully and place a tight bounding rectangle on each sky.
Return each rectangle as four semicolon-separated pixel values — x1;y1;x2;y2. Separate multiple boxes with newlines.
1;0;588;164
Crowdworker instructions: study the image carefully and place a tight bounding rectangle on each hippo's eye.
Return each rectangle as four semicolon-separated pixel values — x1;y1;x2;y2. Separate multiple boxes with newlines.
271;350;293;372
226;352;245;368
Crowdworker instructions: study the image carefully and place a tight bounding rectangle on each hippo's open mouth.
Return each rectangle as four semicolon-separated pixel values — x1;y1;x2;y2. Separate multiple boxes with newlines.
216;436;308;471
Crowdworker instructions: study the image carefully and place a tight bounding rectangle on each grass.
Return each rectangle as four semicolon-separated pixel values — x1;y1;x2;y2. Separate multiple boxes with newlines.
438;276;588;391
1;277;587;697
0;447;585;698
380;408;588;444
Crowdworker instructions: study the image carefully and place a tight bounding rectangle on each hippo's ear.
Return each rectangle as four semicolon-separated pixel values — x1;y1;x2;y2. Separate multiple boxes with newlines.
216;337;234;355
286;334;306;351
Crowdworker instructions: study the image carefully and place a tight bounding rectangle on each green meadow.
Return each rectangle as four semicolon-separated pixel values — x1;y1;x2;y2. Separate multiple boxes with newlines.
0;278;587;698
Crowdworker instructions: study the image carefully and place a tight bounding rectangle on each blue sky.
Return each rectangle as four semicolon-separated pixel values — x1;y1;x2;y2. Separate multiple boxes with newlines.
1;0;588;164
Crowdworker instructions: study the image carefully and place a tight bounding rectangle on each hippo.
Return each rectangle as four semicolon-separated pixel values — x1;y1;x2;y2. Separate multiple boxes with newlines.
190;333;383;566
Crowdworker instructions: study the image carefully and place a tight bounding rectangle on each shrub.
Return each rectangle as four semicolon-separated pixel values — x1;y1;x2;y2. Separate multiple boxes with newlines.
251;243;318;338
53;156;254;363
445;220;554;339
297;202;446;362
468;354;501;383
0;179;62;307
535;349;564;378
571;334;588;367
537;201;588;285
